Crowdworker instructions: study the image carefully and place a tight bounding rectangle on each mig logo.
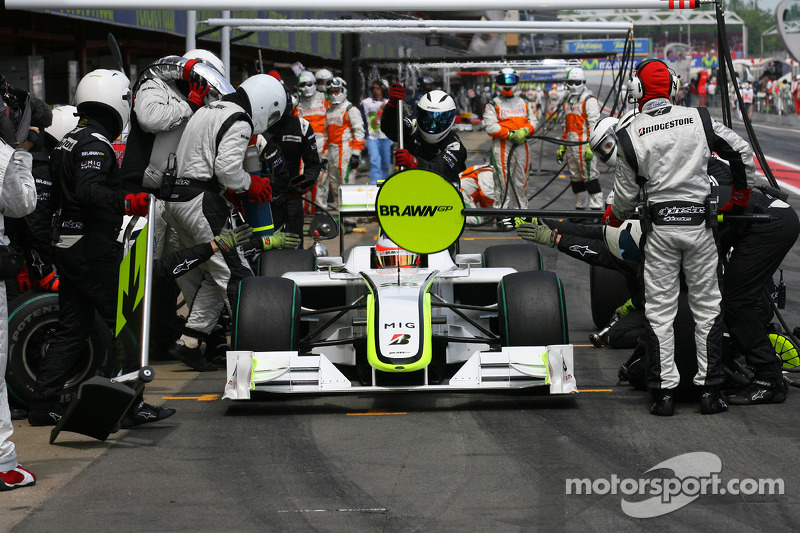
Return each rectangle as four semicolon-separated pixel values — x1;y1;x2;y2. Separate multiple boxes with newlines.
389;334;411;345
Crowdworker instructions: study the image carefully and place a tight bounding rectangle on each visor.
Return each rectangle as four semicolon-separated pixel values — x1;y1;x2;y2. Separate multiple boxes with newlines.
496;72;520;86
417;108;457;135
298;81;314;87
595;130;617;163
566;80;584;86
377;249;419;268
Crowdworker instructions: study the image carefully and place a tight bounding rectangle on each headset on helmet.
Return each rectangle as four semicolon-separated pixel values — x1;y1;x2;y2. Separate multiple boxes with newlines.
184;49;225;76
315;68;333;92
240;74;287;133
0;76;31;148
375;233;419;269
496;68;519;98
74;69;131;140
325;77;348;104
45;105;79;144
298;71;317;98
627;58;679;101
416;90;457;144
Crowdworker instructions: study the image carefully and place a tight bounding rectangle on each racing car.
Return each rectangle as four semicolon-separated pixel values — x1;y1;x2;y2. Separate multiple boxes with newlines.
223;241;576;399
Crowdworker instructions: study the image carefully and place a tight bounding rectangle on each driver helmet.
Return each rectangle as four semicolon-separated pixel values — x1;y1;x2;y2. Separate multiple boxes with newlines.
375;233;419;268
325;77;348;104
183;49;225;76
298;71;317;98
416;90;457;144
315;68;333;93
495;67;519;98
565;67;586;95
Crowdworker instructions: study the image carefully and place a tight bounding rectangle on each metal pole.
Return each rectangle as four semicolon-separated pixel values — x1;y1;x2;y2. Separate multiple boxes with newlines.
186;10;196;52
221;11;231;81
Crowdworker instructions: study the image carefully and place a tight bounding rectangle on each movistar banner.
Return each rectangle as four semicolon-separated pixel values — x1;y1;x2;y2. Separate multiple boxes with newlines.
45;9;457;60
563;38;650;56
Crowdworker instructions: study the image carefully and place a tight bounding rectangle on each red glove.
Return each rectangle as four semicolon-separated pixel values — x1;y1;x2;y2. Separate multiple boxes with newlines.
187;82;211;111
16;265;31;294
124;193;150;217
720;187;752;215
223;188;243;210
38;270;59;292
387;83;406;107
601;204;623;227
394;149;418;169
247;174;272;204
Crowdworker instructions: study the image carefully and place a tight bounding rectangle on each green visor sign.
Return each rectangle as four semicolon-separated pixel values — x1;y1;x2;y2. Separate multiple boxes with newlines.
376;170;465;254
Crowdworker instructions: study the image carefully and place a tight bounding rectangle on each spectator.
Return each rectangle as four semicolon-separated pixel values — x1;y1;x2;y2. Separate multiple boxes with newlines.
361;80;392;185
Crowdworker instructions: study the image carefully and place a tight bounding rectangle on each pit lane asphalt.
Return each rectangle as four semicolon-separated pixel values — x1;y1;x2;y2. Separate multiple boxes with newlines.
5;127;800;533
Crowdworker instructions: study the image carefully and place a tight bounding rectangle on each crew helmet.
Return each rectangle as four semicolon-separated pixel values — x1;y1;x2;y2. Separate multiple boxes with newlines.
375;233;419;269
603;220;644;263
298;71;317;98
588;110;636;167
325;77;348;104
239;74;287;133
416;90;457;144
496;67;520;98
565;67;586;95
45;105;79;143
315;68;333;93
183;49;225;76
74;69;132;139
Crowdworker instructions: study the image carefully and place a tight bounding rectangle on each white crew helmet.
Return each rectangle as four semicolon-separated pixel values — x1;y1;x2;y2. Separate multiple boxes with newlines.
298;71;317;98
325;77;348;105
588;109;636;167
496;67;520;98
45;105;79;143
183;49;225;76
74;69;131;139
416;90;457;144
603;220;644;263
240;74;287;133
565;67;586;95
315;68;333;93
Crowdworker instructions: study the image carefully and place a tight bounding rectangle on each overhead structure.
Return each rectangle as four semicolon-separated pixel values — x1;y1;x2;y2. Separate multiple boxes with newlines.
5;0;712;9
560;9;748;57
205;19;634;31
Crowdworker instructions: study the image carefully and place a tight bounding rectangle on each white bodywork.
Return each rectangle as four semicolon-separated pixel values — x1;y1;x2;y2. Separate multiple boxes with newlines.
224;247;577;399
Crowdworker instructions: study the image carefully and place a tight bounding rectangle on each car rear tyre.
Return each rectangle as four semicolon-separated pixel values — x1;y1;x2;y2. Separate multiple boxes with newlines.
5;291;112;408
589;265;632;329
483;244;542;272
233;276;301;352
258;248;316;277
498;271;568;346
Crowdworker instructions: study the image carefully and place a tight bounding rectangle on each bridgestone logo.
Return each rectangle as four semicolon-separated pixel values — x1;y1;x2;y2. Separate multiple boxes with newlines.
379;205;454;217
638;117;693;136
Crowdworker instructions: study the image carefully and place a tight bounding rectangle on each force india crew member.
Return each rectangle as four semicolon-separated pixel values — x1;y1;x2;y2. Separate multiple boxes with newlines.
558;67;604;210
294;70;330;210
0;86;37;489
29;70;175;428
381;83;467;184
606;59;756;417
482;68;538;230
163;74;286;371
319;77;365;211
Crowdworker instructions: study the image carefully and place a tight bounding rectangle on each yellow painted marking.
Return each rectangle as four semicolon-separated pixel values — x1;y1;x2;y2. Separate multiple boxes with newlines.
578;389;614;392
347;409;407;416
574;344;595;347
162;394;220;401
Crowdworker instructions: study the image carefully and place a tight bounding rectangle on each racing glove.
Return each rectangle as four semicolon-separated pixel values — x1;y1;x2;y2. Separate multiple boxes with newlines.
394;149;418;169
516;221;558;247
214;224;253;253
187;82;211;112
615;298;636;318
287;175;316;196
514;217;539;227
508;127;530;145
584;143;594;162
349;154;361;170
387;82;406;107
556;144;566;163
124;193;150;217
38;271;59;292
601;205;624;227
261;231;302;250
247;174;272;204
720;187;752;215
